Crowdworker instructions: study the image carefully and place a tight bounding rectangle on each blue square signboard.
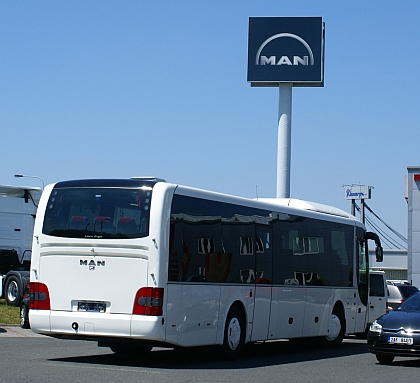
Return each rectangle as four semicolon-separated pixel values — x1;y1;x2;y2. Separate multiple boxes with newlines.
247;17;324;87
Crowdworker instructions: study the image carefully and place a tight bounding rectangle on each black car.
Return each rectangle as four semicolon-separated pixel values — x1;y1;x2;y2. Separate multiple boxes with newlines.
367;291;420;364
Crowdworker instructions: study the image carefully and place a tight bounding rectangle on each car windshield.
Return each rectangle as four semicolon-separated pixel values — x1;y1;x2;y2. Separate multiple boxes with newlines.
396;292;420;312
42;187;152;239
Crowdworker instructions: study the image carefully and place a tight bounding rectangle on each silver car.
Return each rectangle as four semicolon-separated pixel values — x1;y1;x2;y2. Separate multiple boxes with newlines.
387;281;418;311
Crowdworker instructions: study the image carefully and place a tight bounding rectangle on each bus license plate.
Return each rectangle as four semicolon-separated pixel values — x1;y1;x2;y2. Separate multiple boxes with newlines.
388;336;413;345
78;302;106;313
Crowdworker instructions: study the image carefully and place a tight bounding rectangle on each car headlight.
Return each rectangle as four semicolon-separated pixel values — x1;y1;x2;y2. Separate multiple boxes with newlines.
369;320;382;333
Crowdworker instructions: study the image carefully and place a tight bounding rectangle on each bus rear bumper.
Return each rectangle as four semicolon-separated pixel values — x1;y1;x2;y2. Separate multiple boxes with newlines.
29;310;165;342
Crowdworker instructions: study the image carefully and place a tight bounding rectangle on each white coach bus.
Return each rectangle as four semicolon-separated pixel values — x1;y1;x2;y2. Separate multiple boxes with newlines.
29;178;383;358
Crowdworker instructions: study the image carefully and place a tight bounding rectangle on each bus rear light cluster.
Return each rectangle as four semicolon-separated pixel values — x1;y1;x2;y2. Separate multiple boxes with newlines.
133;287;164;316
29;282;51;310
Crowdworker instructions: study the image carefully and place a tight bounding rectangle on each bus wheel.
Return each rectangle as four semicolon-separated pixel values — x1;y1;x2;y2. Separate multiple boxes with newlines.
20;303;30;329
319;307;345;348
220;306;245;360
5;276;22;307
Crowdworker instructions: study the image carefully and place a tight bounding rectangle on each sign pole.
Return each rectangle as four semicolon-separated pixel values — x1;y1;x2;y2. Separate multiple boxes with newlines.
277;83;292;198
361;199;365;224
247;17;324;199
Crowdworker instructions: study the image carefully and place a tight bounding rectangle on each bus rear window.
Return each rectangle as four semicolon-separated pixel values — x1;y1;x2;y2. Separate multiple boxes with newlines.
42;187;152;239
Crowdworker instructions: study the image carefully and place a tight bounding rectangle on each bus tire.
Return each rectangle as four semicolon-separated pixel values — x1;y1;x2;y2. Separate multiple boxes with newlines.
5;276;22;307
319;307;345;348
20;303;30;329
220;306;245;360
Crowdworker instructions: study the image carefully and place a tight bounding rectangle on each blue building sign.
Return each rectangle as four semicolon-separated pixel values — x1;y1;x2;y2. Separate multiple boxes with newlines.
247;17;324;87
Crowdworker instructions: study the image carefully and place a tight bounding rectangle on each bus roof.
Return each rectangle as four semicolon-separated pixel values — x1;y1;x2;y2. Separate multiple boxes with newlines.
256;198;354;219
47;179;359;225
172;183;360;225
53;178;161;188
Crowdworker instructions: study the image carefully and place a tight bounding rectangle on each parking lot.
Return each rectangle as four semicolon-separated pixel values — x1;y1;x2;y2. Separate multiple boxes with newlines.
2;326;420;383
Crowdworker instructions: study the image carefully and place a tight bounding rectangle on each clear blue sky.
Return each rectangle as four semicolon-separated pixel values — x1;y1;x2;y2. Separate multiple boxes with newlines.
1;1;419;247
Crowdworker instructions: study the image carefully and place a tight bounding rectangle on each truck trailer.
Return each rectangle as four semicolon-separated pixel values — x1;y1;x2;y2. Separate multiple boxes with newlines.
0;185;41;306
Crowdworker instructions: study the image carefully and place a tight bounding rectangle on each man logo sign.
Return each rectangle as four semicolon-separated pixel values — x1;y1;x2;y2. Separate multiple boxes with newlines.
255;33;314;67
247;17;324;87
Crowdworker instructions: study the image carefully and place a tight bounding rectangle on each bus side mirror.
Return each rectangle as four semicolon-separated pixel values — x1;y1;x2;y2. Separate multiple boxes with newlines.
376;246;383;262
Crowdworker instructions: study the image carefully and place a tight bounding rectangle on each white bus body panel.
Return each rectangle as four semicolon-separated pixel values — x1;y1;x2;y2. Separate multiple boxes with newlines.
165;283;221;346
38;248;148;312
251;284;271;341
165;283;256;347
31;242;158;338
268;287;353;339
166;283;360;345
269;286;306;339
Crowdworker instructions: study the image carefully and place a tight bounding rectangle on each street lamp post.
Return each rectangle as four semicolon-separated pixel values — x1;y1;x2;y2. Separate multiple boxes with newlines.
14;174;45;190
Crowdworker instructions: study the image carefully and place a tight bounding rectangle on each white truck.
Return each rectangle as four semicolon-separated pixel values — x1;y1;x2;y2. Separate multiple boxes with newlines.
0;185;41;306
368;270;387;328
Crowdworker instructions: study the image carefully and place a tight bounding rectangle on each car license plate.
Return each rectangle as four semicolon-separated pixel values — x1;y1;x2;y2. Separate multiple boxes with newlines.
388;336;413;345
78;301;106;312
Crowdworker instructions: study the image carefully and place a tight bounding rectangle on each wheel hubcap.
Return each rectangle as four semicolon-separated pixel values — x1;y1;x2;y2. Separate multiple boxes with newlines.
326;314;341;341
7;281;18;302
227;317;241;350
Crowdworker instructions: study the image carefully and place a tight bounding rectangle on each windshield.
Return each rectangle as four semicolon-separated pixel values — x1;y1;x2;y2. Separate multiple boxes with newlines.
396;292;420;313
42;187;152;239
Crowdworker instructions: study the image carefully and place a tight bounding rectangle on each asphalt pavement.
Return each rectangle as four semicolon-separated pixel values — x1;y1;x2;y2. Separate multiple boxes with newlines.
1;329;420;383
0;324;44;337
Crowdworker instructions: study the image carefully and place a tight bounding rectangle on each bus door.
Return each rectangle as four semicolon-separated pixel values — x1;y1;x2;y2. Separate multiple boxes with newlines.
250;225;273;341
354;233;369;333
268;228;306;340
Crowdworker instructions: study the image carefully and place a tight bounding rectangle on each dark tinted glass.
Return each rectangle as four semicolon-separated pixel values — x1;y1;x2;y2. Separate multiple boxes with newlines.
42;187;152;239
169;194;354;287
397;292;420;312
398;285;419;299
370;274;385;297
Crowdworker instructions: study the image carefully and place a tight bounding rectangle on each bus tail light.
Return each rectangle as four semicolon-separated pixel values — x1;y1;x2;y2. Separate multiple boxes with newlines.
133;287;164;316
29;282;51;310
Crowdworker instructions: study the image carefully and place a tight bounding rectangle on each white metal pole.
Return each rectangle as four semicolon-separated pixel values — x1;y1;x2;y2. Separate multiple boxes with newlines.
277;83;292;198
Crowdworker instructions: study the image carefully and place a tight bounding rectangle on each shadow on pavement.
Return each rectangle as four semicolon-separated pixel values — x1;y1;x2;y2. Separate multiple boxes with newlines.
49;337;370;370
